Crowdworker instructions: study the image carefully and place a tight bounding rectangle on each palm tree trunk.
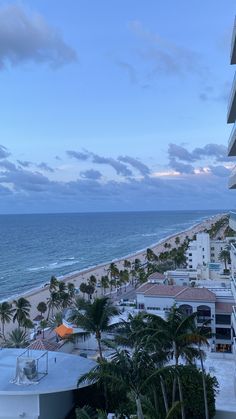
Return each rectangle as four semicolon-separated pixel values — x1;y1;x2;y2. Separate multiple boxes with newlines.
2;321;5;340
199;349;209;419
172;343;178;404
96;336;103;360
136;396;145;419
153;386;159;411
160;375;169;414
177;375;185;419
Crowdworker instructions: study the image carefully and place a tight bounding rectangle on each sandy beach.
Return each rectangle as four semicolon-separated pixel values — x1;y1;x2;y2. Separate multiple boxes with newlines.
2;212;224;334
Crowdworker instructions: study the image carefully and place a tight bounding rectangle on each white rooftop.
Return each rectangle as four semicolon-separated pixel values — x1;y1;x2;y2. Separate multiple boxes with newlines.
0;348;96;395
198;352;236;413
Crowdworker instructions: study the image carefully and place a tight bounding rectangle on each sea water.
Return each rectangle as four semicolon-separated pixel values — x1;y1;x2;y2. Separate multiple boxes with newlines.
0;210;225;299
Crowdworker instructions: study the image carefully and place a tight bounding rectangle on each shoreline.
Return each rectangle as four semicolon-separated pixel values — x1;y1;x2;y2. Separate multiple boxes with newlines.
7;213;227;299
2;213;227;320
3;212;225;304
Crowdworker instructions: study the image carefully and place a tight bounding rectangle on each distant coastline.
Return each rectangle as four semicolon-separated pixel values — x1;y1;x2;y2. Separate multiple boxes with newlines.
4;212;226;302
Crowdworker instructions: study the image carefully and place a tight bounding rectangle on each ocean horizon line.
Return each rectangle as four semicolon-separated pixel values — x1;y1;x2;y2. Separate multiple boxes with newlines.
0;208;231;216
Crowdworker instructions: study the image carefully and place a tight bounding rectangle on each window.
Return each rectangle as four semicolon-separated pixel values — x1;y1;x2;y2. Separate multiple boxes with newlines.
211;247;215;250
215;314;231;325
189;253;192;256
202;248;205;251
189;265;193;268
189;258;192;262
216;328;231;340
211;253;215;257
203;255;205;259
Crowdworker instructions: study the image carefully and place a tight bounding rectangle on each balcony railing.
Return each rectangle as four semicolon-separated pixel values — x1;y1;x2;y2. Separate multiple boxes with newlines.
227;72;236;123
197;316;212;324
229;212;236;230
228;123;236;156
231;18;236;64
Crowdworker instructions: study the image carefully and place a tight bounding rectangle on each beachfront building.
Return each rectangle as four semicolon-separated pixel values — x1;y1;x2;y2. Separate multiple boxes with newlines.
185;232;231;277
136;283;234;353
0;348;96;419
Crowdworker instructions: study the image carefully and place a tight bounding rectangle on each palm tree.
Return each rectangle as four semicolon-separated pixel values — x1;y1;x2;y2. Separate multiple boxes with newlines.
0;301;13;340
48;311;63;333
58;281;67;294
67;282;76;299
5;328;29;348
123;259;131;269
218;249;230;271
49;275;59;292
40;319;48;339
69;296;120;359
37;301;47;317
89;275;97;287
80;282;88;298
12;297;31;327
175;237;180;246
59;291;72;309
107;262;119;288
78;345;162;419
47;291;59;320
100;275;109;295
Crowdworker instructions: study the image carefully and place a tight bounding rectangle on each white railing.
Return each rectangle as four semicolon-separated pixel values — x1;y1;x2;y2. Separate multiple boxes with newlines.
228;123;236;155
228;72;236;123
231;18;236;63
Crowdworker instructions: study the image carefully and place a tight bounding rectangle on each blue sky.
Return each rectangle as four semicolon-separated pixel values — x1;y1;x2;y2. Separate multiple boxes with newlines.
0;0;235;213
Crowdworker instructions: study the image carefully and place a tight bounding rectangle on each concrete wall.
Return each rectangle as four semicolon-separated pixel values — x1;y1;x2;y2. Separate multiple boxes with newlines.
0;394;39;418
144;296;175;310
39;390;75;419
215;410;236;418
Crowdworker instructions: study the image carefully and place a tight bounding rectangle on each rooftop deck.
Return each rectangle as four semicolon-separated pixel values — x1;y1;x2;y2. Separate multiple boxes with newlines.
0;349;96;395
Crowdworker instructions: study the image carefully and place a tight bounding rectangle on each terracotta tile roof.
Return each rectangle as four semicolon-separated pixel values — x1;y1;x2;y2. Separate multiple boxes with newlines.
143;284;187;297
175;287;216;302
136;282;156;293
27;339;59;351
215;302;233;313
137;283;216;302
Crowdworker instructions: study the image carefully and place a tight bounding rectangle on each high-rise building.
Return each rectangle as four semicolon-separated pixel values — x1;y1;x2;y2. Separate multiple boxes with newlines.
228;18;236;358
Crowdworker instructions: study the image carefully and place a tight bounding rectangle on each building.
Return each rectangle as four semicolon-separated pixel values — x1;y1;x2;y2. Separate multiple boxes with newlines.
136;283;234;352
0;348;96;419
186;233;231;277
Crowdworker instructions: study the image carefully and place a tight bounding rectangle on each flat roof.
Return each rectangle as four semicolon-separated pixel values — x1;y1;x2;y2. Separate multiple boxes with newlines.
0;349;96;396
200;352;236;412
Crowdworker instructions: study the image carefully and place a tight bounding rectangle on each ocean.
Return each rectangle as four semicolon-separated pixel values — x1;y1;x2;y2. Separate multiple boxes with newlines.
0;210;225;300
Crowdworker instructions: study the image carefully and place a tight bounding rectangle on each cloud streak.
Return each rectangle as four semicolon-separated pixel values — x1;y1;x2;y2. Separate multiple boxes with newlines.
0;4;77;69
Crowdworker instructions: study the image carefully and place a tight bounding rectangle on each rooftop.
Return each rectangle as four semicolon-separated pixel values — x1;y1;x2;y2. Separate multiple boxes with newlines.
0;348;96;395
137;283;216;302
175;287;216;302
199;352;236;413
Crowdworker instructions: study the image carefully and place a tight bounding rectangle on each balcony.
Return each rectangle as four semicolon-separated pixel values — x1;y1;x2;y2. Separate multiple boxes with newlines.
227;73;236;123
229;169;236;189
229;211;236;230
228;123;236;156
231;18;236;64
231;275;236;301
231;306;236;334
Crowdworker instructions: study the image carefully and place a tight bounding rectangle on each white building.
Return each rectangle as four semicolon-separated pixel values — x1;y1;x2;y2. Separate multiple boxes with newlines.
186;232;231;276
0;348;96;419
136;283;234;353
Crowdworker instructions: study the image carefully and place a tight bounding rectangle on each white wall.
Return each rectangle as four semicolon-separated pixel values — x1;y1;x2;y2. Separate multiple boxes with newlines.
144;296;175;310
0;394;39;418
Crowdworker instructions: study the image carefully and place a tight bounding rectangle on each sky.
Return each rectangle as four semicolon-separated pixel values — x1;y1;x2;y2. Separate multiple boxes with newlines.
0;0;236;213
